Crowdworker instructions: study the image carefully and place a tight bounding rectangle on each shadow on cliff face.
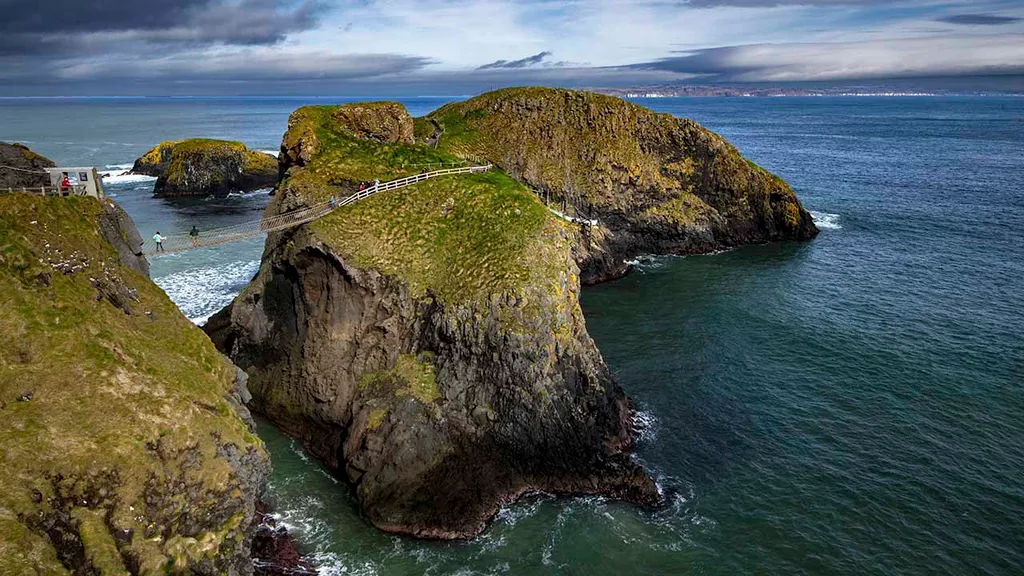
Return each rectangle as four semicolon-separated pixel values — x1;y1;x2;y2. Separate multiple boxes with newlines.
206;230;662;539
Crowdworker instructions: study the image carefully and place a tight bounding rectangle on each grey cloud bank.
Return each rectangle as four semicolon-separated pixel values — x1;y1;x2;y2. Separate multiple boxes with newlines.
0;0;1022;95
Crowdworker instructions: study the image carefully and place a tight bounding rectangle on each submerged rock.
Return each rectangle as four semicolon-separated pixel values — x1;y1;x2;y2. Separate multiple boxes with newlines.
0;142;55;189
0;194;269;574
133;139;278;198
429;87;819;283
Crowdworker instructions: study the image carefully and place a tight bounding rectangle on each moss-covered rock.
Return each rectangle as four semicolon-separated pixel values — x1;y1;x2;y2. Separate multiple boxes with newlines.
133;139;278;198
131;141;180;177
1;142;55;189
429;87;819;282
331;102;415;145
0;194;269;574
208;100;658;539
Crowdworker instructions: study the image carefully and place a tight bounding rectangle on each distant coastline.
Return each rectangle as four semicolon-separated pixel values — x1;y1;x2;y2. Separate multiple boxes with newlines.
597;86;1024;98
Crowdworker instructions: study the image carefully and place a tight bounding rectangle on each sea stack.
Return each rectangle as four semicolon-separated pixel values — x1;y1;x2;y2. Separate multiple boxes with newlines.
132;139;278;198
206;88;818;539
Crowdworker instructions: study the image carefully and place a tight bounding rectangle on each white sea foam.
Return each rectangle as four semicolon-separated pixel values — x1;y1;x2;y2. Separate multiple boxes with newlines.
259;149;280;157
810;210;842;230
98;168;157;185
309;552;378;576
153;259;259;324
633;409;659;443
226;188;272;198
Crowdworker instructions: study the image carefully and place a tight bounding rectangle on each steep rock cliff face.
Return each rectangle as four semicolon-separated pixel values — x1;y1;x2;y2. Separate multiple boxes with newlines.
429;87;819;283
208;101;658;539
0;194;269;574
330;102;415;145
133;139;278;198
1;142;56;189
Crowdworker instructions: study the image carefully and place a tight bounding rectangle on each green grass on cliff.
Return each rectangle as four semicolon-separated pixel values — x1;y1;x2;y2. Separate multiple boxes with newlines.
284;106;464;185
280;103;570;304
311;170;567;303
0;195;264;574
428;87;811;237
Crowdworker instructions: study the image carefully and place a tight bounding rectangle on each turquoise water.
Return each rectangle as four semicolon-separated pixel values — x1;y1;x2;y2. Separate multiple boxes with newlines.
2;96;1021;574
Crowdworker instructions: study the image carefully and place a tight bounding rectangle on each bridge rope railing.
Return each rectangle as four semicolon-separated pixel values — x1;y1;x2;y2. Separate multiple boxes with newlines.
145;164;492;255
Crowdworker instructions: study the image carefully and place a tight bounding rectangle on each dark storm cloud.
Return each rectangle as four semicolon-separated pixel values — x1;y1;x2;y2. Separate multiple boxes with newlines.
58;51;434;82
937;14;1021;25
477;51;553;70
0;0;321;55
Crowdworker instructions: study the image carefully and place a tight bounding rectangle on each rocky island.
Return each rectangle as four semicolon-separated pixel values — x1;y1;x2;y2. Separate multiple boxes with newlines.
132;139;277;198
206;88;818;539
0;190;269;574
428;87;818;283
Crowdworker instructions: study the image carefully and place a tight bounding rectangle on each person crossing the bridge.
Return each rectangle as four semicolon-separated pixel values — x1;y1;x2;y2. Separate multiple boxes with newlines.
373;178;380;190
152;231;165;252
190;225;200;247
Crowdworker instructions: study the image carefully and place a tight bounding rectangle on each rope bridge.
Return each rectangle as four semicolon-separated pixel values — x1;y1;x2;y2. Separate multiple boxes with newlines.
146;164;492;256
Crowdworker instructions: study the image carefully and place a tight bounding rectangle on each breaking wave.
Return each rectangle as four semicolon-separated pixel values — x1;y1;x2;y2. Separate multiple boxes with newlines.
810;210;842;230
153;259;259;324
99;163;156;185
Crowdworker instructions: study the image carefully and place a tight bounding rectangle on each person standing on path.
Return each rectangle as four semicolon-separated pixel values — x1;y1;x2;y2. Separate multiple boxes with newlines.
374;178;380;189
189;225;200;247
152;231;165;252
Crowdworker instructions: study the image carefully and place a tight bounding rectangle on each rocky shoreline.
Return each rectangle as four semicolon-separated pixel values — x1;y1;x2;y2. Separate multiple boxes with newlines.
251;501;317;576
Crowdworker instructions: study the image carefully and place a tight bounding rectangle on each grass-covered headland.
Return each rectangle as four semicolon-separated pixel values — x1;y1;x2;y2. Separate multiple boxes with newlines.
0;194;267;574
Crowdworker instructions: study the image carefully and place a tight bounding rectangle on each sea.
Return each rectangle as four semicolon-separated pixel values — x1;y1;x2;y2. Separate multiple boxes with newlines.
2;95;1021;575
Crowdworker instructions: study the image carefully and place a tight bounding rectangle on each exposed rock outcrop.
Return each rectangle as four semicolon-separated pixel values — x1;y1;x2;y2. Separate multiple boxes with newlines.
133;139;278;198
0;194;269;574
429;87;819;283
0;142;55;189
96;199;151;278
331;102;415;145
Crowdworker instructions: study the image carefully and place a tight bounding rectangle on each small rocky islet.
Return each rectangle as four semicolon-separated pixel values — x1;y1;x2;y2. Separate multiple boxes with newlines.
131;139;278;198
0;88;817;572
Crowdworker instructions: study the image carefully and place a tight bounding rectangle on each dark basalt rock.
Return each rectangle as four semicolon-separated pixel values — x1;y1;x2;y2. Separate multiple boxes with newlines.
206;228;660;539
251;501;316;576
0;142;55;189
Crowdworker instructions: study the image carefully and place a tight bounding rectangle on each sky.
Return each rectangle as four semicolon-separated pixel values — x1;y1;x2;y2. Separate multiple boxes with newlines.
1;0;1022;95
